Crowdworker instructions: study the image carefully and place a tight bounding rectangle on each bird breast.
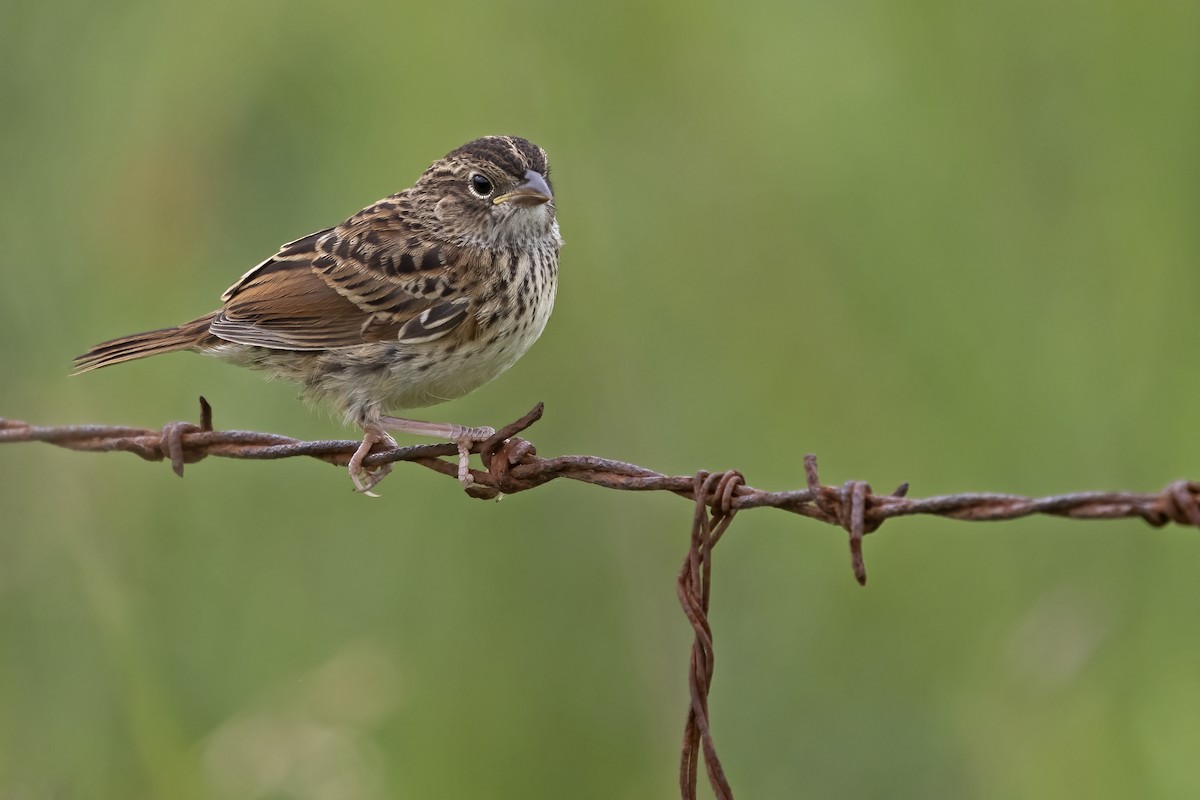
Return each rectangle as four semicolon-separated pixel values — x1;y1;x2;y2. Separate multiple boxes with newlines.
364;241;558;411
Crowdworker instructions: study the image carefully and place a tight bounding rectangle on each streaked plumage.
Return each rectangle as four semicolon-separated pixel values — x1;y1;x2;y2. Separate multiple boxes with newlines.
75;135;561;493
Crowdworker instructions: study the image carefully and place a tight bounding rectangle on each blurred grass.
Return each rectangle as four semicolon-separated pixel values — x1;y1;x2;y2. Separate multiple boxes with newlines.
2;0;1199;797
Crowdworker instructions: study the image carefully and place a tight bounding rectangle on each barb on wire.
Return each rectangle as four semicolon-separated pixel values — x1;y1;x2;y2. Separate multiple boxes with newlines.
5;398;1200;800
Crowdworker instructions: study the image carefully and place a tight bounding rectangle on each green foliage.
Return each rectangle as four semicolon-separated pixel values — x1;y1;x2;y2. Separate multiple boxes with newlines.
2;0;1199;796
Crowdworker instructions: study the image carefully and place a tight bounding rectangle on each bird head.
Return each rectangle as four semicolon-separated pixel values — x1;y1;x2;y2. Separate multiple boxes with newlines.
413;135;558;248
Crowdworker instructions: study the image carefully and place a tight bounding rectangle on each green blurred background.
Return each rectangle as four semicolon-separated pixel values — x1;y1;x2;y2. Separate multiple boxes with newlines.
3;0;1199;797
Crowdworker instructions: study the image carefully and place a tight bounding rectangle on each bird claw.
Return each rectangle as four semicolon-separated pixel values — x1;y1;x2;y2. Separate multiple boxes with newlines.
351;462;392;496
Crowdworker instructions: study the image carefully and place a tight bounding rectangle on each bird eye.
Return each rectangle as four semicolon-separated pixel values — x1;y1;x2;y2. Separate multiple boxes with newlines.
469;173;493;198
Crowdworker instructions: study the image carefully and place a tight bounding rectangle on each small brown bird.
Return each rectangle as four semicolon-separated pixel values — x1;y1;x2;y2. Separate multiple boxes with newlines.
75;135;561;494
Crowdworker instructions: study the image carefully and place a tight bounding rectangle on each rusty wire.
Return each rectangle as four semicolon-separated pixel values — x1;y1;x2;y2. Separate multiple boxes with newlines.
5;398;1200;800
4;399;1198;577
678;470;742;800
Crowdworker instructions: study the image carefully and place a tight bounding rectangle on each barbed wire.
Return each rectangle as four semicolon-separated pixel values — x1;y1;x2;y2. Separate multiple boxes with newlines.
4;398;1197;567
679;470;742;800
4;397;1199;799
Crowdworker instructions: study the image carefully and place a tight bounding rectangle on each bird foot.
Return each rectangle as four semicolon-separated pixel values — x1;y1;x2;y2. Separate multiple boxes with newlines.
373;416;498;493
454;426;495;489
348;430;398;496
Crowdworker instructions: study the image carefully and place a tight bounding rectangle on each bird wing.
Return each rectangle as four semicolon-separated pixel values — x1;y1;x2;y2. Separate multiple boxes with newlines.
211;205;474;351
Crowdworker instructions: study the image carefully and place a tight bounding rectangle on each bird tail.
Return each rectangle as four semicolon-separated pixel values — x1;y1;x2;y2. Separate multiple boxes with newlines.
72;312;220;374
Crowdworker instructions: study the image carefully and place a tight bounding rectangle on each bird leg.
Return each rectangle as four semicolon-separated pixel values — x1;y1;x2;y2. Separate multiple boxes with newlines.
378;416;496;488
348;424;397;496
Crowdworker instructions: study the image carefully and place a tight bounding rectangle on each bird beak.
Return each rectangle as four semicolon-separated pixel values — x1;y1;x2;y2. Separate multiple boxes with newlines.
493;170;553;207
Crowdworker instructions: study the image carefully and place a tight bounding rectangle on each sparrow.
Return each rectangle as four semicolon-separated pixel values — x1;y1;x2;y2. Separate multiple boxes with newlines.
74;135;561;494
